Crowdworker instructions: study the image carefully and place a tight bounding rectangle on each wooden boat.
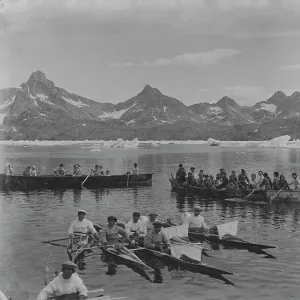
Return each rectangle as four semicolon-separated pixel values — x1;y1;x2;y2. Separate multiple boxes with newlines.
0;173;153;190
169;178;300;202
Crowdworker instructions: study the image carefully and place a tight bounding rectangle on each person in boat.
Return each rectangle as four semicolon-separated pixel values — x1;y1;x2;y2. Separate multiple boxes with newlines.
100;215;131;248
125;212;145;237
184;205;209;232
259;173;272;190
278;175;290;190
216;172;229;189
90;165;101;176
73;165;81;176
68;209;98;240
5;164;13;175
144;213;158;232
272;172;280;190
54;164;65;176
30;166;37;176
289;173;300;190
229;170;239;188
190;167;198;180
23;166;31;176
215;173;222;186
176;163;186;183
106;170;110;176
249;174;257;189
37;261;88;300
144;221;171;254
203;174;212;188
238;169;250;188
187;172;196;186
132;163;139;175
257;170;264;187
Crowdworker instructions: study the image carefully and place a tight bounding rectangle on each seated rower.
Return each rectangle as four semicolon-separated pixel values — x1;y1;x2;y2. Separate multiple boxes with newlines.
73;164;81;176
37;261;88;300
203;174;212;188
249;174;257;189
259;172;272;190
132;163;139;175
144;221;171;254
176;163;186;184
229;170;239;188
184;205;209;232
279;175;290;190
125;212;145;237
289;173;300;190
217;172;228;189
54;164;66;176
187;172;196;186
23;166;31;176
273;172;280;190
68;209;98;240
190;167;198;180
30;166;37;176
100;215;131;247
5;164;13;175
144;213;158;232
238;169;249;188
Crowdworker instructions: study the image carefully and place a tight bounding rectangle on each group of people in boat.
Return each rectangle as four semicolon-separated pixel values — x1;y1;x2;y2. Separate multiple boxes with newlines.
38;205;206;299
4;162;139;177
175;163;300;191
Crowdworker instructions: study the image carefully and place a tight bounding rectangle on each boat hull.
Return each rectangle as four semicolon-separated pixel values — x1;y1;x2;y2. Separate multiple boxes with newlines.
0;173;153;190
170;179;300;202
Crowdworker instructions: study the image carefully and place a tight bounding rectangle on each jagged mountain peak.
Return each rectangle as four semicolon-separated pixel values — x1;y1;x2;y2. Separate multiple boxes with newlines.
27;70;55;91
216;96;239;109
139;84;162;96
266;91;288;106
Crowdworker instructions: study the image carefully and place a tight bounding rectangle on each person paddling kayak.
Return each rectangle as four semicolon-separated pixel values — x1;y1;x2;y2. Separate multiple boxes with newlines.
37;261;88;300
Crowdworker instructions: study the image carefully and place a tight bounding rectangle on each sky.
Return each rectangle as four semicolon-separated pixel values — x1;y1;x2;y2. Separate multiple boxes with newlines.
1;0;300;106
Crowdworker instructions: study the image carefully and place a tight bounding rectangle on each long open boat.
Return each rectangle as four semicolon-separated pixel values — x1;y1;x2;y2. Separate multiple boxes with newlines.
0;173;153;190
170;178;300;202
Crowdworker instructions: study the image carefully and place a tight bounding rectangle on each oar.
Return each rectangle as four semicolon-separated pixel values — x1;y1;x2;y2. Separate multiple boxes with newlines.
244;187;258;199
270;185;287;201
81;173;91;188
126;172;130;188
42;237;70;244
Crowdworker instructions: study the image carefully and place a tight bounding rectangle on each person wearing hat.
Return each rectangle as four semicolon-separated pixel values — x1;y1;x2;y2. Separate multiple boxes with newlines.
144;212;159;232
125;212;145;237
176;163;186;184
68;209;97;239
30;166;37;176
238;169;250;188
190;167;198;180
185;206;209;232
100;215;131;248
144;221;171;254
132;163;139;175
54;164;66;176
37;261;88;300
72;164;81;176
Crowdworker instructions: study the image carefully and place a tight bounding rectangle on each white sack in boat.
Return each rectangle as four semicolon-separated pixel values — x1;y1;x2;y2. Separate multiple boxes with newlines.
171;244;202;262
162;224;189;239
217;221;238;239
0;290;8;300
181;212;191;224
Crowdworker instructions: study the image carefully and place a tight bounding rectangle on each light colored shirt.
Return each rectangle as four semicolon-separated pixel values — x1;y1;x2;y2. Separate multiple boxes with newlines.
30;169;37;176
132;167;139;175
37;272;88;300
144;230;170;249
186;214;208;229
125;220;145;234
68;218;96;236
5;168;13;175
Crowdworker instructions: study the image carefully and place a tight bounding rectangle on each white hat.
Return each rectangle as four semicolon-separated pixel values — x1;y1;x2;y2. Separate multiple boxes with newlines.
193;205;202;211
78;209;87;214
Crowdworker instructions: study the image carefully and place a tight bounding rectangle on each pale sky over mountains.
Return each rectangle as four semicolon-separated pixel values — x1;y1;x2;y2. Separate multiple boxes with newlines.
1;0;300;105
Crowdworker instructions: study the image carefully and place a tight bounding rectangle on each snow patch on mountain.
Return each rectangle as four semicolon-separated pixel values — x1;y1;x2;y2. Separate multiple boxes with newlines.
100;104;136;119
37;94;55;105
0;96;15;110
209;106;222;113
261;103;276;113
62;96;88;108
0;113;7;124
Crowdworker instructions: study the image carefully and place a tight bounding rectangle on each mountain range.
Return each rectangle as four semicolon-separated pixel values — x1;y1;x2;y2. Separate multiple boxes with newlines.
1;70;300;141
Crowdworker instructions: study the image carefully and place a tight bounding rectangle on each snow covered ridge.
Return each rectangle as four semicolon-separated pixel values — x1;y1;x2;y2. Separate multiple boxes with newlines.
0;136;300;148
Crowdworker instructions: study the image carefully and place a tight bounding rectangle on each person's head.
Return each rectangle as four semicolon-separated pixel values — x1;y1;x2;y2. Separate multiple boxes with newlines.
134;163;137;167
59;164;63;169
193;205;202;216
77;209;87;221
132;212;140;223
149;213;157;222
274;171;279;177
108;215;117;226
99;165;103;170
73;164;77;169
280;175;285;180
220;168;225;173
292;173;297;179
199;170;204;174
241;169;246;174
251;174;256;180
204;174;209;179
32;166;36;170
263;172;268;178
216;174;221;180
95;165;99;169
153;221;164;233
232;170;236;175
210;175;214;180
77;164;81;168
8;164;11;168
258;170;263;176
179;163;183;168
61;261;77;279
26;166;31;171
190;167;195;172
221;172;226;178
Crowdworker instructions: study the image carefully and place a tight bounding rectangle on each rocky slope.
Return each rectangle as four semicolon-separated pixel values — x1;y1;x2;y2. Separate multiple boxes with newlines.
1;71;300;140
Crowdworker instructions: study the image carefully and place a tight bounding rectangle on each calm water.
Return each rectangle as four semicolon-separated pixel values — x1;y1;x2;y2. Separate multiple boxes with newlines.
1;144;300;300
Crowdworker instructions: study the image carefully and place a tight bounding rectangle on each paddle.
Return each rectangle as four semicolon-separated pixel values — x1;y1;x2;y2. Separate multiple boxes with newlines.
244;187;258;200
270;185;287;201
42;237;70;243
126;172;130;187
81;173;91;188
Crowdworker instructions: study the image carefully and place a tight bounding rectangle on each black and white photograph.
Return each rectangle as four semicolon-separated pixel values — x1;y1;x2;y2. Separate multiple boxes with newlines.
1;0;300;299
